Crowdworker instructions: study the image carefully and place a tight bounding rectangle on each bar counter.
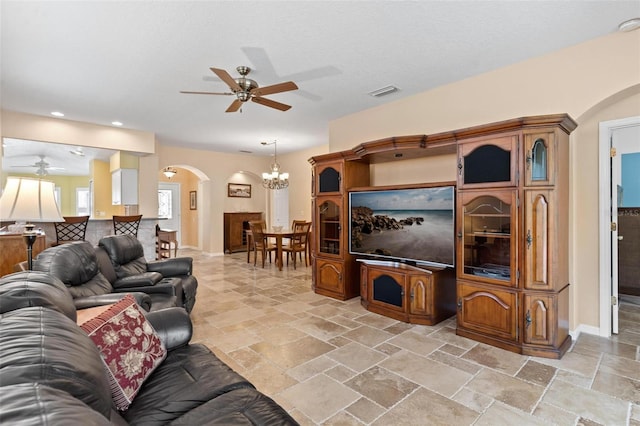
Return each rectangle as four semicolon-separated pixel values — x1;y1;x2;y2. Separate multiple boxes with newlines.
32;217;162;261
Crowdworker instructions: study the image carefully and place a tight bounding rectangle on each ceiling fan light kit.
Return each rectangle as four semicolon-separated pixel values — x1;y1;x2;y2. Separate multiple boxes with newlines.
181;65;298;113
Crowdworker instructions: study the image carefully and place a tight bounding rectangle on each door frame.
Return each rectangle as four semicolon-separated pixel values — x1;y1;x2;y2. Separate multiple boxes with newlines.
598;115;640;337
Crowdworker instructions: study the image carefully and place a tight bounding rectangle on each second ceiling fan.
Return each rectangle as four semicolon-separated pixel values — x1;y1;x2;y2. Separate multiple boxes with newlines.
181;66;298;113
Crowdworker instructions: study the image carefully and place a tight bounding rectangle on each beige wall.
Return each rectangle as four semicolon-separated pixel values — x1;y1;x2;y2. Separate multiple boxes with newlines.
328;30;640;332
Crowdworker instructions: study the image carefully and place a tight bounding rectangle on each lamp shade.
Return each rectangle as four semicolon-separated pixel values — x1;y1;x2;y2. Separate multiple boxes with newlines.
0;177;63;222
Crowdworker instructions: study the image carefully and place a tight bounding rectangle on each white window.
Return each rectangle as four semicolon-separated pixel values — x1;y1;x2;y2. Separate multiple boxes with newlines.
76;187;90;215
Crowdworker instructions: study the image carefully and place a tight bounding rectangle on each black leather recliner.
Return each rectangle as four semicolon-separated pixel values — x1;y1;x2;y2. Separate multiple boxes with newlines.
32;241;176;312
98;235;197;312
0;271;298;425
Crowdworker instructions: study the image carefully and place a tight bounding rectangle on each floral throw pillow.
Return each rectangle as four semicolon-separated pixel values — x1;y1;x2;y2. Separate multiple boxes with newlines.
80;294;166;411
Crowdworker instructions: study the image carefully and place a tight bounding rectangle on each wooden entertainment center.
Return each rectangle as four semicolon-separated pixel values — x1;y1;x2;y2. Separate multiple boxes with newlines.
309;114;577;359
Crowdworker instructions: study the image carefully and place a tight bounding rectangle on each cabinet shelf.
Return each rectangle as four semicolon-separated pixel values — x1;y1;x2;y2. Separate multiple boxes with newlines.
465;213;510;218
468;232;510;238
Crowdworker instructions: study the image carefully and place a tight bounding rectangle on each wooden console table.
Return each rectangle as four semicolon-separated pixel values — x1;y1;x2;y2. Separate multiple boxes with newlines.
0;233;46;276
224;212;263;253
359;260;456;325
157;229;178;259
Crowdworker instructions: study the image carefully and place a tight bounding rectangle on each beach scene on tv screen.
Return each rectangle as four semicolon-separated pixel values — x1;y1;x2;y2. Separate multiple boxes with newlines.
350;186;455;266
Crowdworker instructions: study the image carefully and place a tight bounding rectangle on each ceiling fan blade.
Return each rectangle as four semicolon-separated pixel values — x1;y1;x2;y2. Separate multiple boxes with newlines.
226;99;243;113
210;67;242;92
252;96;291;111
251;81;298;97
180;90;233;96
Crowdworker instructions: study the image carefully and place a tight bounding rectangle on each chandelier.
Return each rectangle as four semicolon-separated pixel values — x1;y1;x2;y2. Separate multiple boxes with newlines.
261;140;289;190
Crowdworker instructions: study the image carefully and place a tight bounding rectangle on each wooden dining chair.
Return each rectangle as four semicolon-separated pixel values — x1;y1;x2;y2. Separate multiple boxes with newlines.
248;221;276;268
52;215;90;246
283;221;311;269
113;215;142;237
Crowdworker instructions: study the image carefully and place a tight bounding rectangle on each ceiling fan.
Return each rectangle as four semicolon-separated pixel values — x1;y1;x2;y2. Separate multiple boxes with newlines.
13;155;65;176
181;66;298;113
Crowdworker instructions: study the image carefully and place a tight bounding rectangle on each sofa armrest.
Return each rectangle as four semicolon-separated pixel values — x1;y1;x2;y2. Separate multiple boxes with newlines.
73;293;152;312
145;308;192;350
112;272;163;289
146;257;193;277
113;281;177;296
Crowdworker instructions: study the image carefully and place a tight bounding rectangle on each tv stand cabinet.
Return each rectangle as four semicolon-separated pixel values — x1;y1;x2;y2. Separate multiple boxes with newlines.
359;260;456;325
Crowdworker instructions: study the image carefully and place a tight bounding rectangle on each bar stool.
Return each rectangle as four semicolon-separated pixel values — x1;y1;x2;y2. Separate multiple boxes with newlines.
113;215;142;237
52;215;90;246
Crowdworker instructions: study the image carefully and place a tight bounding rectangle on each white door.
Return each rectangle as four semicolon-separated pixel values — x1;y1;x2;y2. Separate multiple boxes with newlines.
611;125;640;334
272;187;290;228
158;183;181;243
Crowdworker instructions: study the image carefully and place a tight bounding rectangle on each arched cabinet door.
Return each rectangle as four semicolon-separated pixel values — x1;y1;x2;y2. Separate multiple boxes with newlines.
457;134;519;189
523;294;555;346
524;131;555;186
456;282;518;342
315;258;344;295
524;190;554;290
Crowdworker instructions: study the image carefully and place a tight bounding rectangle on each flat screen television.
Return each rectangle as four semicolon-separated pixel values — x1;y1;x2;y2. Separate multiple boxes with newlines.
349;185;455;268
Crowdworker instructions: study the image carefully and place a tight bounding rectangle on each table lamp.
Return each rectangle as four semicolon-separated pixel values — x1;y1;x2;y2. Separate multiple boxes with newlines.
0;177;63;269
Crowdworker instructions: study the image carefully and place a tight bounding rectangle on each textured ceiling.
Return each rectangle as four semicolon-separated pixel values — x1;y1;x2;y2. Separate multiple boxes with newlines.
1;1;639;176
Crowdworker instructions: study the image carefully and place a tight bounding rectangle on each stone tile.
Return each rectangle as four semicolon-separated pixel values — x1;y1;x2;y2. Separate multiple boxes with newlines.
373;342;402;356
341;325;394;347
535;350;601;378
466;369;545;412
461;344;527;375
592;370;640;404
288;355;337;382
572;333;638;360
452;388;493;412
253;324;308;346
439;343;469;357
599;352;640;381
542;376;629;425
250;336;335;369
328;315;362;329
354;313;398;329
321;411;363;425
475;401;548;426
383;321;414;335
346;397;386;424
325;365;358;383
428;326;478;350
292;316;350;341
243;361;298;395
532;401;578;425
516;360;557;386
554;369;594;389
428;350;482;375
327;335;351;348
344;365;418;408
387;330;443;355
326;342;387;373
228;347;263;370
380;350;472;397
372;387;478;425
279;375;360;424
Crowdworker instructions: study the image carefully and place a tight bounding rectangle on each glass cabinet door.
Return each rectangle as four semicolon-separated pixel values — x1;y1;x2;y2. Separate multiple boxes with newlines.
459;190;517;286
457;135;518;189
317;164;342;193
317;198;341;256
524;132;555;186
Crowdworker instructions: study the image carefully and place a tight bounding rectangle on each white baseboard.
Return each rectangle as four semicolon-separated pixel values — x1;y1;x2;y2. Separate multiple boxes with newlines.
570;323;602;341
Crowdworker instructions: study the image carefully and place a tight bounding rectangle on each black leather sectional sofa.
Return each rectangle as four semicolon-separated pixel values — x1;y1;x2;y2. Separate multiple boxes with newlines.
0;271;299;425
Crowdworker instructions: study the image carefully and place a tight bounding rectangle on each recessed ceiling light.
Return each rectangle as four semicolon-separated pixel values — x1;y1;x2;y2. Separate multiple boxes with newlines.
51;111;64;117
368;85;399;97
619;18;640;32
112;121;123;126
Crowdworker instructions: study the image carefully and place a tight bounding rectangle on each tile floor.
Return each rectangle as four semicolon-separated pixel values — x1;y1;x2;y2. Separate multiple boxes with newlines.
185;249;640;425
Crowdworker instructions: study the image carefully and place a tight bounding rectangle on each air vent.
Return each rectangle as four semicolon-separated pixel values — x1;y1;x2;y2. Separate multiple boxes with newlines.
239;149;252;154
368;85;399;97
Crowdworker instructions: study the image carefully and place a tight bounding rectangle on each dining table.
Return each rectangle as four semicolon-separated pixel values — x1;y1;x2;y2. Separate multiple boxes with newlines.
246;228;294;271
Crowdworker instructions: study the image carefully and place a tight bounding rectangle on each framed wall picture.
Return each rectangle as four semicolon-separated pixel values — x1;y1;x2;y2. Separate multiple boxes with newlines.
189;191;197;210
228;183;251;198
